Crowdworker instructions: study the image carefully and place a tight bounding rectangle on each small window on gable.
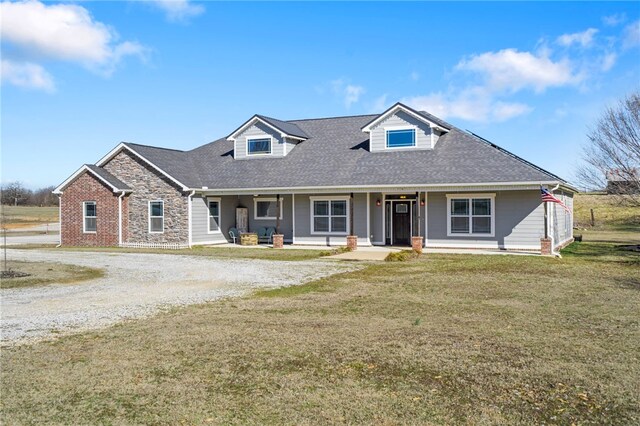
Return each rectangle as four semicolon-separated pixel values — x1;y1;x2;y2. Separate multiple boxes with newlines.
247;137;272;155
83;201;96;233
386;128;416;148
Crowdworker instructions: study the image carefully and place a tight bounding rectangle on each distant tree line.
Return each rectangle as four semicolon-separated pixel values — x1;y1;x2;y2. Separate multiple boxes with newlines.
0;181;58;206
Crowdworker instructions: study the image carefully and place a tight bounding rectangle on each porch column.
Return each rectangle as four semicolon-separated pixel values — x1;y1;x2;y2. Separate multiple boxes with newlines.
291;193;296;244
275;194;280;234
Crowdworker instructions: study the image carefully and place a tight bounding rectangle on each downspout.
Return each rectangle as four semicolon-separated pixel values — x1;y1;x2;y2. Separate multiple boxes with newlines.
549;183;561;257
187;190;196;248
118;190;126;246
56;193;63;247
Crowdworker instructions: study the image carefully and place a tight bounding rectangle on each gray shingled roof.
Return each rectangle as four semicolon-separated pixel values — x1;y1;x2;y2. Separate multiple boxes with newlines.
86;164;131;191
257;115;309;139
107;111;569;191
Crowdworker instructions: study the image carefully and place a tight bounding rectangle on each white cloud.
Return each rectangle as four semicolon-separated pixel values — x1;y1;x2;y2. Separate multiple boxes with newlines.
344;85;365;108
0;0;146;78
1;59;55;92
402;89;532;123
148;0;204;23
370;94;389;112
556;28;599;48
456;48;581;93
622;20;640;49
602;13;626;27
330;78;365;108
600;52;617;71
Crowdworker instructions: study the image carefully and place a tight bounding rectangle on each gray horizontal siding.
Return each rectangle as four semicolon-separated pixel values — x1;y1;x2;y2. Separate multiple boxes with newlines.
552;191;573;246
294;193;370;246
369;110;434;152
234;122;285;159
426;190;544;250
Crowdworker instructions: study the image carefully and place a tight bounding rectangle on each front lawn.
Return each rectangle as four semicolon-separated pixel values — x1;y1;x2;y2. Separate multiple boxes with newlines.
0;260;104;289
1;242;638;424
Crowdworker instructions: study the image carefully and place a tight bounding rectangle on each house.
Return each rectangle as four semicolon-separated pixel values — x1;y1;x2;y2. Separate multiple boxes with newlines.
53;102;576;254
606;168;639;194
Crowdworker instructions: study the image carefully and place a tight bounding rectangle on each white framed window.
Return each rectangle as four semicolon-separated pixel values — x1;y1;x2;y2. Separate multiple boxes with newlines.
149;200;164;233
83;201;97;233
246;136;272;156
254;198;283;220
385;127;416;149
446;194;495;237
208;198;221;233
310;196;349;235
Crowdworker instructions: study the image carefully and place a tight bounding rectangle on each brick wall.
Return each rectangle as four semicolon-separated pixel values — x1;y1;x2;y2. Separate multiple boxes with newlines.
103;150;189;244
61;172;122;246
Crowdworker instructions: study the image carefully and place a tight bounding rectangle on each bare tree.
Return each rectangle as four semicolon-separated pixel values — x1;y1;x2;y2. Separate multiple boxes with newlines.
577;91;640;205
0;181;30;206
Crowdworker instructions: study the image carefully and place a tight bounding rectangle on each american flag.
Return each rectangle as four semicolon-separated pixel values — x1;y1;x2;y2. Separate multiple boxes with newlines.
541;187;571;213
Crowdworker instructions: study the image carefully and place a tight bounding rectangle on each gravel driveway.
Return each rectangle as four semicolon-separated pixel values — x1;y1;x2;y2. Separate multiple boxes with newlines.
1;249;357;346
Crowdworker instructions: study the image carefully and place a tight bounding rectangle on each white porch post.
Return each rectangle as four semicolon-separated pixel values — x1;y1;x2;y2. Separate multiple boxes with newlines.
366;192;370;244
292;193;296;244
424;191;428;247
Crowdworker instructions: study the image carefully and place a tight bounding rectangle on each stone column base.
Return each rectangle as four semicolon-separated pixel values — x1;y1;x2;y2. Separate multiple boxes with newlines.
346;235;358;251
273;234;284;249
540;238;552;255
411;236;424;254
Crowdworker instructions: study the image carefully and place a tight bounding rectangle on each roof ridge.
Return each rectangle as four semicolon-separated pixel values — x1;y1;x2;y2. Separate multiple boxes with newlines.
123;141;185;153
288;113;379;122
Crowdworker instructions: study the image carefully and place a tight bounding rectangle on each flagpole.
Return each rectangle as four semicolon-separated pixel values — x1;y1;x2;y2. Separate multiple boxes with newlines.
543;201;548;239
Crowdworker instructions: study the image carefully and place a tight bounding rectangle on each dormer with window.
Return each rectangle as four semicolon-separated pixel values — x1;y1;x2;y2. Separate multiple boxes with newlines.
227;114;308;159
361;102;449;152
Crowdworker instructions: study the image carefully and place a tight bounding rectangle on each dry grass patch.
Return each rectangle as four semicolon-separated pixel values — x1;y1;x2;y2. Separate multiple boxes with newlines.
0;260;104;289
1;242;639;424
5;245;331;261
0;205;58;229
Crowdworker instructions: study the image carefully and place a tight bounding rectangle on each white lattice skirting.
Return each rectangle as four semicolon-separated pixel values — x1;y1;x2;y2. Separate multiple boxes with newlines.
119;242;189;250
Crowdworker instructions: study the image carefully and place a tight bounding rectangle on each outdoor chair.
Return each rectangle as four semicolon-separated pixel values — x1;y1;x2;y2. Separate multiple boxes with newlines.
257;227;272;244
228;227;239;244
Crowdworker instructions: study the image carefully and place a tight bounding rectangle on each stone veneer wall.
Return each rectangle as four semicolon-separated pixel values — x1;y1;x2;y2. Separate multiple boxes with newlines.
103;150;188;244
61;172;122;246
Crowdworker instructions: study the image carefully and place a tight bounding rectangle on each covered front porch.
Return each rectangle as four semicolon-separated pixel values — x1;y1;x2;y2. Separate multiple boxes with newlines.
189;185;552;253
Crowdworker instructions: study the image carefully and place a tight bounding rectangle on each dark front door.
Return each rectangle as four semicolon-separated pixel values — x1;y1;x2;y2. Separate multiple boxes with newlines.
392;201;411;245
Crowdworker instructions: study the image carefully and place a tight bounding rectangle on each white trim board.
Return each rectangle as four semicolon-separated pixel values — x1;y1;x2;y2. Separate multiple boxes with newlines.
362;103;449;133
53;164;132;194
95;143;190;191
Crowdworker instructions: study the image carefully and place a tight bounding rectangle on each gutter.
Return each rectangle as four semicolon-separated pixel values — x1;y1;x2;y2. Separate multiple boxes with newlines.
56;193;63;247
549;183;562;258
118;190;126;246
187;190;196;248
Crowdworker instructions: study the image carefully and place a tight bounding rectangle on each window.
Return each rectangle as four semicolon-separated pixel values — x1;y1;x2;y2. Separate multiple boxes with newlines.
447;194;495;237
386;128;416;148
254;198;283;220
310;197;349;234
247;137;272;155
149;201;164;233
208;199;220;233
83;201;96;233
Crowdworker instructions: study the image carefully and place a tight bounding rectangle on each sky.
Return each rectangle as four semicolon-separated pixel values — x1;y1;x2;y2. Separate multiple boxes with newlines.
1;0;639;189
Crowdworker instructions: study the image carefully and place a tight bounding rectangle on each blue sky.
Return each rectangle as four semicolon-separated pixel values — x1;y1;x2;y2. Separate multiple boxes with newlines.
2;1;639;189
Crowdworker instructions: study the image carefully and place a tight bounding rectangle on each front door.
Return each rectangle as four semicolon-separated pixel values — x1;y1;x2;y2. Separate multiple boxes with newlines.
392;201;411;245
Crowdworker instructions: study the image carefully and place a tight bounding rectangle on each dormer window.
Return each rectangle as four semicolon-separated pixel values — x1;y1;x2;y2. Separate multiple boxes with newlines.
247;137;272;156
386;128;416;149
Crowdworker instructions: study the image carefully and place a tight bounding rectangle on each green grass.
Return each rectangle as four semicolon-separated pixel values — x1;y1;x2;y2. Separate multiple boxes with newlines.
0;205;58;229
1;241;638;424
0;260;104;289
573;193;640;244
6;244;333;261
